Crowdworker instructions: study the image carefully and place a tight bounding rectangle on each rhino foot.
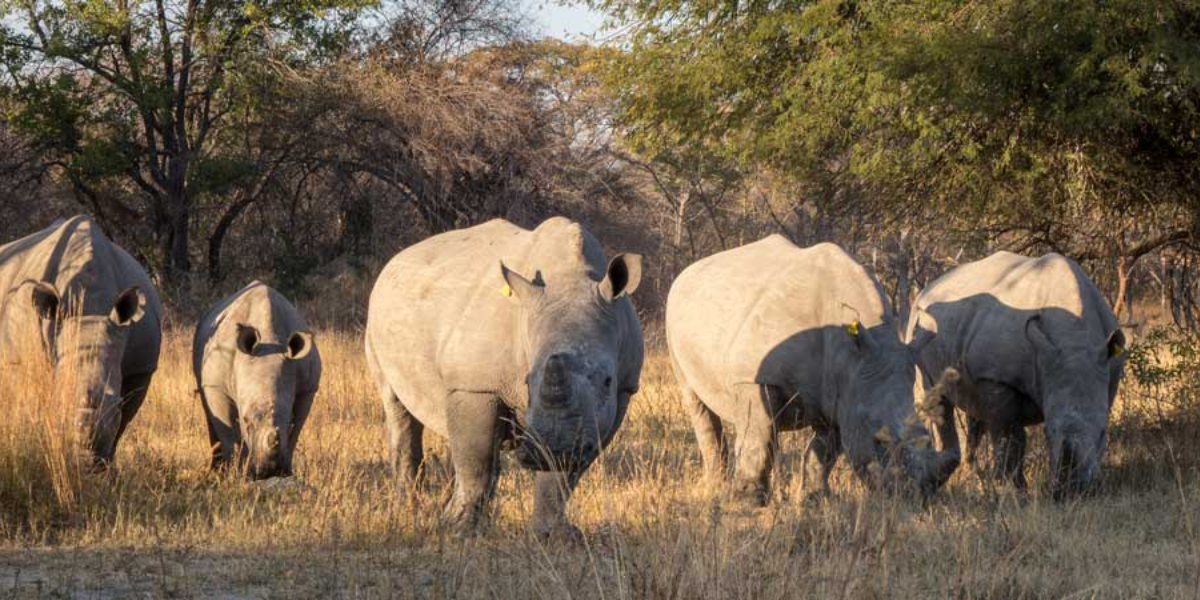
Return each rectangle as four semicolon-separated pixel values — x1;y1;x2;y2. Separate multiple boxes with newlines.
727;482;769;509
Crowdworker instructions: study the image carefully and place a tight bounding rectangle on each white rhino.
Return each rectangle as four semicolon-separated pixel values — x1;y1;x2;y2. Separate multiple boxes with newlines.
0;216;161;465
193;282;320;479
667;237;958;506
905;251;1124;498
365;217;644;536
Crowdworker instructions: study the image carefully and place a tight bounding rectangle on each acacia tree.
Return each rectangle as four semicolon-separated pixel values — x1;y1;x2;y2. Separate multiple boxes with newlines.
0;0;366;285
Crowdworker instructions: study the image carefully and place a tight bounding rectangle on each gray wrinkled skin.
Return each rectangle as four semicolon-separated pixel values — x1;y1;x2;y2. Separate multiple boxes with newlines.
365;217;644;537
666;237;958;507
905;251;1124;499
193;282;321;480
0;216;162;466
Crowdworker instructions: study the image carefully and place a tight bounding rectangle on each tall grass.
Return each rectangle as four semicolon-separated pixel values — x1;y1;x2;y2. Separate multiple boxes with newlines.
0;325;1198;598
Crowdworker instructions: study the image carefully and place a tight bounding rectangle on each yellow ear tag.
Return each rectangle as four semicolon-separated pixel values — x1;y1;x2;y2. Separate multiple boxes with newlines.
1113;344;1124;357
500;283;513;297
847;321;860;336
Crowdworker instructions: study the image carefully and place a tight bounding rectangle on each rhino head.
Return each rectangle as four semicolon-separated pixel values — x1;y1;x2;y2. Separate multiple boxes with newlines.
19;280;146;467
231;324;314;480
502;255;642;472
1026;316;1124;500
839;324;959;497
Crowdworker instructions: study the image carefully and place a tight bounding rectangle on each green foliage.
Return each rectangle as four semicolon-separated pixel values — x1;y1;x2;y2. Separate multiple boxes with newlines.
599;0;1200;230
1127;327;1200;413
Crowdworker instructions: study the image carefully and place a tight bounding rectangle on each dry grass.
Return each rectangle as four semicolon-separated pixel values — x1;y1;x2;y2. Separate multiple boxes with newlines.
2;325;1200;599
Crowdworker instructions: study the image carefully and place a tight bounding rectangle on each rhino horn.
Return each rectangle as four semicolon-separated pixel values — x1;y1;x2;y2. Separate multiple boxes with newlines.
542;353;570;407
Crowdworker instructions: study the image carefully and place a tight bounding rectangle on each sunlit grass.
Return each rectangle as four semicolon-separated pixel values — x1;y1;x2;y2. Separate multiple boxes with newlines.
1;324;1199;598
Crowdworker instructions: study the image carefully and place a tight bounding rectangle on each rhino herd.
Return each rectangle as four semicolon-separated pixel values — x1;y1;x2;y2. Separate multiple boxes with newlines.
0;215;1126;536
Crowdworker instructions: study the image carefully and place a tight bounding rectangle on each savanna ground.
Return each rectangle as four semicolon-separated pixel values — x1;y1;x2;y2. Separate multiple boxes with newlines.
3;317;1200;599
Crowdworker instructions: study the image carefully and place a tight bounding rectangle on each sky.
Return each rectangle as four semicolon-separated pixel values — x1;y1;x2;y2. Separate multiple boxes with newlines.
524;1;609;41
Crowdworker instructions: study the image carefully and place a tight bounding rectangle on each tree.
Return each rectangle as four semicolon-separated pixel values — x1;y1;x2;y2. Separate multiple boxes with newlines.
597;0;1200;273
0;0;367;286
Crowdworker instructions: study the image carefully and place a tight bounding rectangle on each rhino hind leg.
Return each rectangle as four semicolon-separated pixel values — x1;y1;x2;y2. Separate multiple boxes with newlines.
678;378;727;489
728;384;778;508
800;426;841;501
990;425;1028;491
380;385;425;486
443;391;502;532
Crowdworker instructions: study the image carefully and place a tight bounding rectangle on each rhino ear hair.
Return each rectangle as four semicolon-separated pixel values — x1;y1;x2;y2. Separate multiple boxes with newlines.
499;261;544;302
599;254;643;301
287;330;315;361
110;286;146;327
236;324;260;356
24;280;60;321
1106;328;1126;360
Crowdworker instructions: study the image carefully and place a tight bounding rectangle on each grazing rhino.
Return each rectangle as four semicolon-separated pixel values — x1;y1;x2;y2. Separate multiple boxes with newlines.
365;217;644;536
0;216;161;466
193;282;320;479
905;251;1124;499
666;237;958;506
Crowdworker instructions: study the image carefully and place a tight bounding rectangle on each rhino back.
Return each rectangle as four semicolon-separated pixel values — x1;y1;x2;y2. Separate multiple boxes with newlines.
667;237;892;417
909;252;1117;393
367;218;618;435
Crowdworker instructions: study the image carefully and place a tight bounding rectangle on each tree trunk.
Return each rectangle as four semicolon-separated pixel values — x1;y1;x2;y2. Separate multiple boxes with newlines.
1112;256;1132;321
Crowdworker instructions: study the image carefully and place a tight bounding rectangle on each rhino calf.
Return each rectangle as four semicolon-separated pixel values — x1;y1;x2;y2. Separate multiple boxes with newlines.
0;216;162;466
365;217;644;537
193;282;320;479
906;252;1124;499
667;237;958;506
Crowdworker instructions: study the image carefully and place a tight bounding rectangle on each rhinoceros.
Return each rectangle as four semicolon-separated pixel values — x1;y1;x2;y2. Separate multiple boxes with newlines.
365;217;644;536
905;251;1124;499
193;281;320;479
666;237;958;506
0;216;161;465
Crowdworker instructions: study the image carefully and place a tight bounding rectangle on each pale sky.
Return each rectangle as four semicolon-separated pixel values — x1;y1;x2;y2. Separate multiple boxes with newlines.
525;0;608;41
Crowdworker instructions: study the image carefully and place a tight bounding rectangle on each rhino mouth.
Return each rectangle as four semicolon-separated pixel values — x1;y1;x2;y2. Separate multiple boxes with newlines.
515;439;597;472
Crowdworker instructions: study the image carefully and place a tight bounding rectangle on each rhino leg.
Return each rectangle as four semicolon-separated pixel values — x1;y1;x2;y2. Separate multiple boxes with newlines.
965;416;986;472
729;384;778;508
289;389;317;465
200;386;240;471
800;426;841;501
115;371;154;448
443;391;501;532
533;470;583;541
380;385;424;485
680;381;726;489
990;425;1027;491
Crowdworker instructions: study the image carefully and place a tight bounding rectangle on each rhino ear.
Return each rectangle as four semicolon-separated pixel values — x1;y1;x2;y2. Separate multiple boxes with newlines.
287;330;315;361
110;286;146;327
908;327;936;358
25;280;60;321
599;254;643;301
1106;329;1127;361
847;321;879;353
1025;315;1057;356
499;261;544;302
236;324;260;356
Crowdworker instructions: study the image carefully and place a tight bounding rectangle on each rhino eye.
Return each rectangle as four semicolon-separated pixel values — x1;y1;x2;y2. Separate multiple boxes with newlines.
603;376;613;390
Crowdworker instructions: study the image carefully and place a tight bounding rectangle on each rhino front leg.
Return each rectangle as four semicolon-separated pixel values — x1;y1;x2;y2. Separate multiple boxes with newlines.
443;391;501;532
115;372;154;447
287;389;317;473
533;470;583;540
200;386;240;471
801;426;841;501
380;385;424;485
680;380;726;489
729;384;778;508
965;416;986;473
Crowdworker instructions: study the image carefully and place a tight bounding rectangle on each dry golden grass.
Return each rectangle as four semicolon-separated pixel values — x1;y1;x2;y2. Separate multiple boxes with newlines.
2;324;1200;599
